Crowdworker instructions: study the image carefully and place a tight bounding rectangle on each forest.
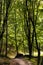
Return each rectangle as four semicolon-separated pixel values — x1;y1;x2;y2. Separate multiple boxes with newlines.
0;0;43;65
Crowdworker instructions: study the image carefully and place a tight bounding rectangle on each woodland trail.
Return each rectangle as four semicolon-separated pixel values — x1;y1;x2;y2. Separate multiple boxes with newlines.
10;58;33;65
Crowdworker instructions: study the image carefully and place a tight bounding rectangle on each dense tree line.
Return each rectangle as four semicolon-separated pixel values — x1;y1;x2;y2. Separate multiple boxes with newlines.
0;0;43;65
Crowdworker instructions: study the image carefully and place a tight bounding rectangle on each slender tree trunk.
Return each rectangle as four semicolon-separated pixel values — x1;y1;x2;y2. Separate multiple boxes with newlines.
24;0;32;58
5;21;8;57
0;0;3;55
0;0;11;40
14;7;18;55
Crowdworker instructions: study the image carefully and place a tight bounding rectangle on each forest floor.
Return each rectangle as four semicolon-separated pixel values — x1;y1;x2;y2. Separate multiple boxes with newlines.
0;51;43;65
0;57;37;65
0;56;43;65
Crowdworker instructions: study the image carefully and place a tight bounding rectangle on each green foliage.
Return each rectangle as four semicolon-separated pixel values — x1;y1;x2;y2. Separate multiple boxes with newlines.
0;0;43;55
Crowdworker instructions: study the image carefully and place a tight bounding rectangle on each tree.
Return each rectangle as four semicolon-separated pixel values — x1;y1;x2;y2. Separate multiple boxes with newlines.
23;0;41;60
0;0;2;54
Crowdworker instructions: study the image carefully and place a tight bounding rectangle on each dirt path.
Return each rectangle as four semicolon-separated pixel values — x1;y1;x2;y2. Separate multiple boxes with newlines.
10;58;33;65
